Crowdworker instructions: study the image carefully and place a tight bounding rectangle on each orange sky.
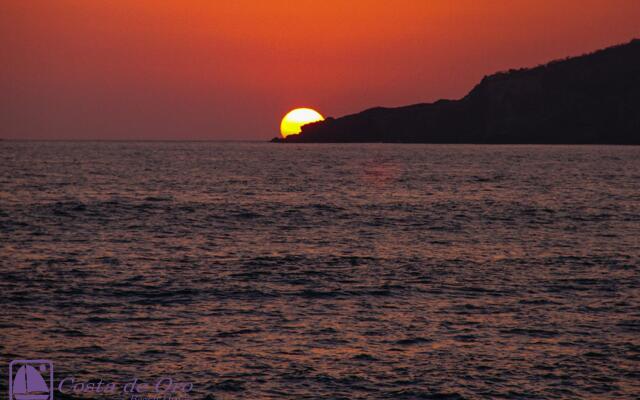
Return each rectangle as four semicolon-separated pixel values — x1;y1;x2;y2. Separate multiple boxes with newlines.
1;0;639;139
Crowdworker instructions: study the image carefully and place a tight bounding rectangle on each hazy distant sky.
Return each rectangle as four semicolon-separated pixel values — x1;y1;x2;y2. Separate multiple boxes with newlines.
2;0;640;140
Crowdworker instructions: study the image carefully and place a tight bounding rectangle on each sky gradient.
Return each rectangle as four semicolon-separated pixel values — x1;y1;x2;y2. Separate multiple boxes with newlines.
2;0;640;140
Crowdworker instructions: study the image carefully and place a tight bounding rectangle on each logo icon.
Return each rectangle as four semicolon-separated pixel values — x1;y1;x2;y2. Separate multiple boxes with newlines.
9;360;54;400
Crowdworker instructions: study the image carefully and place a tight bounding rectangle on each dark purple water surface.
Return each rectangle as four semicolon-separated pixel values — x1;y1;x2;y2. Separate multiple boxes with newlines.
1;142;639;399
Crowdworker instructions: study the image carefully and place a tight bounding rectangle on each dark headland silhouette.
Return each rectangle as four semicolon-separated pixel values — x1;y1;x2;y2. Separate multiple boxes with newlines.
273;39;640;144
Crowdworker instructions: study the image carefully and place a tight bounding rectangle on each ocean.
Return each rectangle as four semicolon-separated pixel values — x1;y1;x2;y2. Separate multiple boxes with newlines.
1;142;639;399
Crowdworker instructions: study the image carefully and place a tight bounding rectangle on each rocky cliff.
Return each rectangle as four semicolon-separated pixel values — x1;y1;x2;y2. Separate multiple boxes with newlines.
273;39;640;144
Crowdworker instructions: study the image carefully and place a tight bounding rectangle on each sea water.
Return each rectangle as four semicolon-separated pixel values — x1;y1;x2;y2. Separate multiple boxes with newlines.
1;142;639;399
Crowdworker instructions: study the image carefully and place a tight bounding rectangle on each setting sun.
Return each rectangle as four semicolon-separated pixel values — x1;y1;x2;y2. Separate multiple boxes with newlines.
280;108;324;138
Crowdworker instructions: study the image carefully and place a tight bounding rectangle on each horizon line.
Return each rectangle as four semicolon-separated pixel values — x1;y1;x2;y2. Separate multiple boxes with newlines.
0;139;269;143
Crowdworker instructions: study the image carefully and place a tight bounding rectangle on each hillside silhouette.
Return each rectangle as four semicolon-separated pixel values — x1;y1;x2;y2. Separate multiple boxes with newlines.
273;39;640;144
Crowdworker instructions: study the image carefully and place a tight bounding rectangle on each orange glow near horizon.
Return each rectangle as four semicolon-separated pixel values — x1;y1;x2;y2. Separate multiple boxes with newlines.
1;0;639;139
